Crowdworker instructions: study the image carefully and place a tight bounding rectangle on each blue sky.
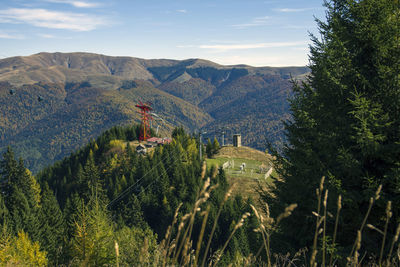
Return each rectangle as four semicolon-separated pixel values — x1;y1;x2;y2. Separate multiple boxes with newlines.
0;0;326;66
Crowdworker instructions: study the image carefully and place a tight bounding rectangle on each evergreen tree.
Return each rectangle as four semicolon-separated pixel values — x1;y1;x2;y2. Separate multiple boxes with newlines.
266;0;400;256
0;230;48;266
80;150;107;204
206;138;213;158
40;183;66;265
115;194;147;229
212;137;220;154
0;195;8;228
114;226;158;266
0;147;18;199
71;197;115;266
0;149;42;242
172;126;186;139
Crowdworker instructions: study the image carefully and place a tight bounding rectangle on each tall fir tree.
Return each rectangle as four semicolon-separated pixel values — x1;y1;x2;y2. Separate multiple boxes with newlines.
212;137;220;155
266;0;400;256
0;148;42;243
40;183;66;265
206;138;213;158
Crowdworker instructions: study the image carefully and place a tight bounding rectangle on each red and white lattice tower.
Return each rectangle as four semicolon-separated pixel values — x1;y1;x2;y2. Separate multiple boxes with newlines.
135;101;153;141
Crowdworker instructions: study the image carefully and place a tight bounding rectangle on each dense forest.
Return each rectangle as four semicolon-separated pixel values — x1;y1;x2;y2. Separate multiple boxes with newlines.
0;80;212;173
0;125;263;266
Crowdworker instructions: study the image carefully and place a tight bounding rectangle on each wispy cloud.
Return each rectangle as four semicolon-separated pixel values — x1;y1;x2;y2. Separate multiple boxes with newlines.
232;16;269;29
197;41;308;52
37;33;56;38
176;9;187;13
276;8;315;12
284;24;313;29
0;8;108;31
0;31;24;39
45;0;100;8
176;45;195;48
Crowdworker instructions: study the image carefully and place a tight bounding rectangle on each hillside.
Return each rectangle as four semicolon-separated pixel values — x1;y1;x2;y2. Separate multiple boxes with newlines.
0;80;211;172
207;146;273;204
1;126;264;266
0;52;309;172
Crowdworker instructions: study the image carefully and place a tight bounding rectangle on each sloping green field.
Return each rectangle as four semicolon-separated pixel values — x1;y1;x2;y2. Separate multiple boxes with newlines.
206;146;275;202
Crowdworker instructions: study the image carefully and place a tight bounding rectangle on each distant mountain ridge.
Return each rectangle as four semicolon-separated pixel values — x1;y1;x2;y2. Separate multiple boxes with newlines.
0;52;308;87
0;52;309;172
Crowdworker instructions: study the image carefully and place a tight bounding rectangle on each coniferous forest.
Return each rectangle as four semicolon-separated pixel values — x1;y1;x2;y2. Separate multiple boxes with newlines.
1;0;400;266
0;126;261;266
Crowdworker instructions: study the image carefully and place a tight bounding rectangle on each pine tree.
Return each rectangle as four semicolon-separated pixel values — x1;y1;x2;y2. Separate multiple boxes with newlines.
267;0;400;256
212;137;220;154
80;150;107;204
206;138;213;158
115;194;147;229
0;147;18;199
0;149;42;242
114;226;158;266
71;197;115;266
40;183;66;265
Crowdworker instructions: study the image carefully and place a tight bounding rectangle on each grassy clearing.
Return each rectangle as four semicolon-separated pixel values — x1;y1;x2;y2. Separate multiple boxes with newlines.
206;146;274;204
206;157;270;180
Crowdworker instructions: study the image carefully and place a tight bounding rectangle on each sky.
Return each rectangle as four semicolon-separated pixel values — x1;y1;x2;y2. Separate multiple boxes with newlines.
0;0;326;67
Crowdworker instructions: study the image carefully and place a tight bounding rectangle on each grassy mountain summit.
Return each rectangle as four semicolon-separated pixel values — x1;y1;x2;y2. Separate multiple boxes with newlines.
0;52;309;172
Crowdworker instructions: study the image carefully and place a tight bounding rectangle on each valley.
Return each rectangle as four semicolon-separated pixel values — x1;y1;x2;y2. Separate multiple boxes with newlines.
0;52;309;172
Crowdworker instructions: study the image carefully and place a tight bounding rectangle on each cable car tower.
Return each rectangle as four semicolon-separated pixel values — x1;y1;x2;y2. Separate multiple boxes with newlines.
135;101;153;141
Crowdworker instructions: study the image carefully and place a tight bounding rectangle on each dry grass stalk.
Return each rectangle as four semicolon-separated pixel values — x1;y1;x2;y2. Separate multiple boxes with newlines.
114;241;119;267
328;194;342;266
251;201;297;267
162;203;183;266
212;212;251;267
201;184;235;267
175;179;212;263
194;205;211;267
366;224;384;235
276;204;298;224
322;189;328;267
250;204;271;266
386;223;400;266
348;185;382;261
354;230;362;265
160;170;223;266
201;162;207;179
310;177;325;267
379;201;392;266
179;178;215;264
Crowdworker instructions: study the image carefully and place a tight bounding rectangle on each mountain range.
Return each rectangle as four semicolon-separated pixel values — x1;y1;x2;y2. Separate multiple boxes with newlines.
0;52;309;172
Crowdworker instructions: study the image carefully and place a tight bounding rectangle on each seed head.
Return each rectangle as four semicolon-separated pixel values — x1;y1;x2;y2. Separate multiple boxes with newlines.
375;185;382;200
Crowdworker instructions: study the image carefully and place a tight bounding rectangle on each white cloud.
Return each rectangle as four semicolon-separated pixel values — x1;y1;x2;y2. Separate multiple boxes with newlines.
0;8;108;31
45;0;100;8
276;8;314;12
176;45;196;48
198;41;308;52
176;9;187;13
209;54;308;67
0;31;24;39
37;33;55;38
232;16;269;29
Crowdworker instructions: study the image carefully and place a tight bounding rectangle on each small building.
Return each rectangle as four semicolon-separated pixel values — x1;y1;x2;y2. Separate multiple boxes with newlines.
233;134;241;147
147;137;172;146
136;144;147;155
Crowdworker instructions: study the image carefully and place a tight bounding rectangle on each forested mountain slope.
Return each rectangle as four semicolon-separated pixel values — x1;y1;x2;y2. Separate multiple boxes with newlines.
0;81;211;172
0;52;309;172
0;126;262;266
